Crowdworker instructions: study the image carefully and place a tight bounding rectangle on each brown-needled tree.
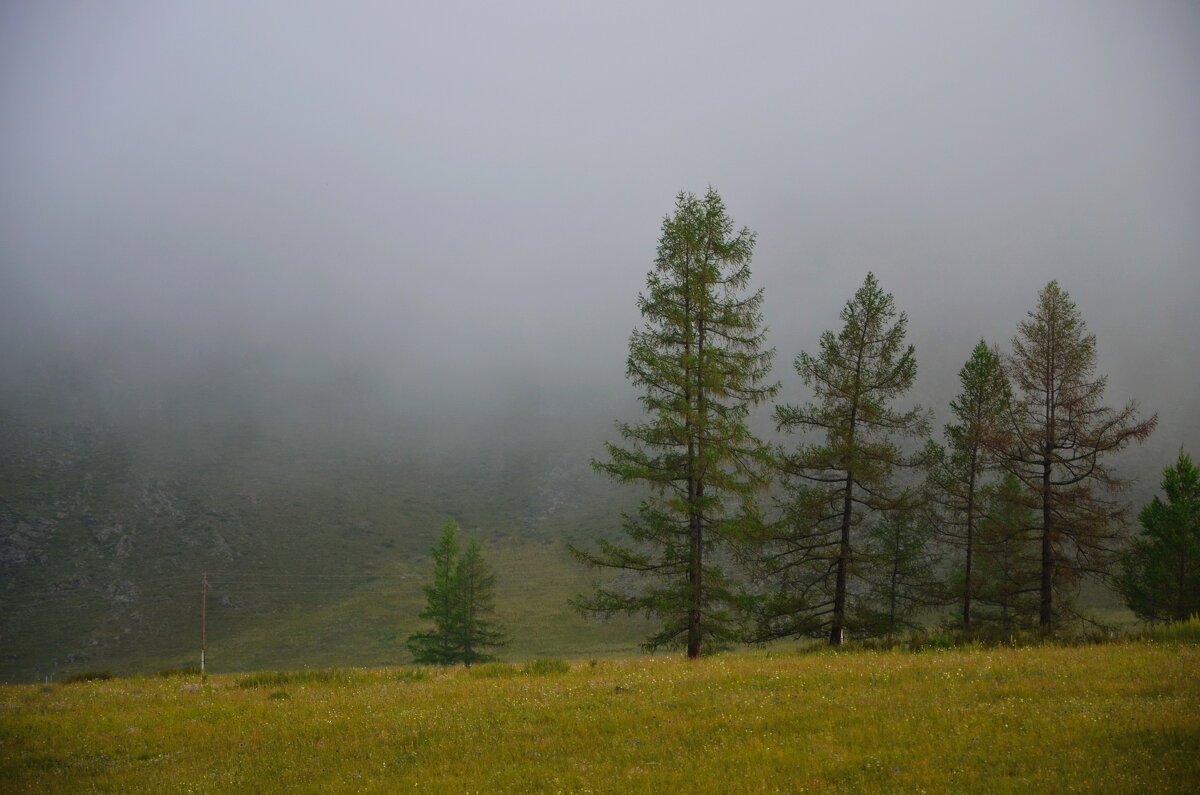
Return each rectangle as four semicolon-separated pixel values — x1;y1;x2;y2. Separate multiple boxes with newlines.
1001;281;1156;628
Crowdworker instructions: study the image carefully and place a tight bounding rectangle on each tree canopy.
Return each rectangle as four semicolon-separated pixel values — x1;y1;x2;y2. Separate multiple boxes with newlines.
573;188;777;658
1001;281;1156;627
1118;451;1200;623
752;272;929;646
925;340;1012;627
408;519;506;666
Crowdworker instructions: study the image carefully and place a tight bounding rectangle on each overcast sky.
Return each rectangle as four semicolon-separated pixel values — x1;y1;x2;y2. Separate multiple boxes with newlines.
1;1;1197;446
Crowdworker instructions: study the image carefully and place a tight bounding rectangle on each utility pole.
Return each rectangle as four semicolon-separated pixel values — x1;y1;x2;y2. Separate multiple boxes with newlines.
201;572;208;675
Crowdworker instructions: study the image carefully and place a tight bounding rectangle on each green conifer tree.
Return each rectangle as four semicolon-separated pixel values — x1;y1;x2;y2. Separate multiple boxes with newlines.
754;273;928;646
407;518;463;664
1118;451;1200;623
408;519;506;665
925;340;1011;627
454;538;507;666
858;511;940;641
972;473;1040;629
572;188;777;659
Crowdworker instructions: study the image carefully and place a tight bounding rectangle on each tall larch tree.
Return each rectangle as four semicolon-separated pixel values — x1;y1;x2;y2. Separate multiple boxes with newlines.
572;188;777;659
926;340;1012;627
454;538;507;666
755;273;928;646
1002;281;1156;628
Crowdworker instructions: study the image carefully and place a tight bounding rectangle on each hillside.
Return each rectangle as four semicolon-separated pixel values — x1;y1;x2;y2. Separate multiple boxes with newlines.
0;363;652;682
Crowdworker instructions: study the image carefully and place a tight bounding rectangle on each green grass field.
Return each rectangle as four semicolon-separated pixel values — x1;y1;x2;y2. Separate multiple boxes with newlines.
3;637;1197;793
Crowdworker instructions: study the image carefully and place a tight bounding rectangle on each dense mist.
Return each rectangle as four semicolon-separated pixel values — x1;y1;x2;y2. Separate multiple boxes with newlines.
2;0;1199;681
2;0;1198;473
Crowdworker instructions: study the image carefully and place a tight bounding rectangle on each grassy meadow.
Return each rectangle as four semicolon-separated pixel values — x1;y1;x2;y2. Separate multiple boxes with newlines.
2;636;1198;793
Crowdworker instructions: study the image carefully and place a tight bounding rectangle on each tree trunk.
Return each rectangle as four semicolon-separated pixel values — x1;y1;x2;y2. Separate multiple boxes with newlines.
831;353;865;647
686;289;704;660
688;487;702;659
888;543;899;642
830;474;853;646
463;575;475;666
964;459;976;628
1040;457;1053;627
1177;551;1187;622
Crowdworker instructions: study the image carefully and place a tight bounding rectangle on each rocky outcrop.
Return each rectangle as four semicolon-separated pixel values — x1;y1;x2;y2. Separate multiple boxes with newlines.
0;509;56;569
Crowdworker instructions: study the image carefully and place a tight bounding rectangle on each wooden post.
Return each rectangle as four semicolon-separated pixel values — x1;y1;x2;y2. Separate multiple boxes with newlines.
201;572;208;675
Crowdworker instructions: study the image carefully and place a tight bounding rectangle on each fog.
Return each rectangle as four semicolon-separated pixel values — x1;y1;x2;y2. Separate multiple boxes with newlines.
2;1;1198;454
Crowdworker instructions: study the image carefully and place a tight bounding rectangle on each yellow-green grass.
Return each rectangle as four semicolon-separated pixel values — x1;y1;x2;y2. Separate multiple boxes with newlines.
2;641;1196;793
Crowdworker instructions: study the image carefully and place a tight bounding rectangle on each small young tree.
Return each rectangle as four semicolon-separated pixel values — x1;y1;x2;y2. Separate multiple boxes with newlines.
1002;281;1156;627
408;519;506;665
407;518;463;665
1117;451;1200;623
572;188;777;659
926;340;1011;627
972;473;1040;629
857;511;940;641
454;538;507;665
754;273;929;646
